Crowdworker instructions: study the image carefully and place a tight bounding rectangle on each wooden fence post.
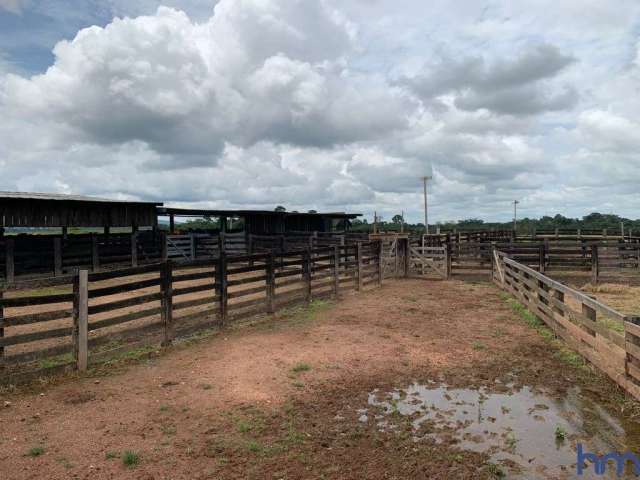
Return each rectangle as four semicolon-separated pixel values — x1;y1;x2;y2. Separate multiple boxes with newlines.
91;234;99;271
356;242;363;290
0;289;4;369
304;248;312;302
131;231;138;267
266;253;275;314
161;231;168;261
190;233;197;260
6;237;14;284
591;245;599;285
404;239;410;278
78;270;88;371
539;244;545;273
73;269;89;371
161;261;174;346
377;241;383;286
582;302;597;337
445;242;452;279
218;253;228;325
333;245;341;296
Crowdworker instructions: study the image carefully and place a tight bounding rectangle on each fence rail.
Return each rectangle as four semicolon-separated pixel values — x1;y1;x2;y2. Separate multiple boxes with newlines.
0;242;383;383
492;251;640;401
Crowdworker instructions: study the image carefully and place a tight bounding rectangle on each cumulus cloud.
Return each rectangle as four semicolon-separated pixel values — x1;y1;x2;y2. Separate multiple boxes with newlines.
1;0;640;223
2;3;408;163
401;44;577;115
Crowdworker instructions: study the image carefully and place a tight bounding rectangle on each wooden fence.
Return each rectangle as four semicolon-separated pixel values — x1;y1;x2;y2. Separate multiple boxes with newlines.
433;239;640;280
492;251;640;401
0;242;382;383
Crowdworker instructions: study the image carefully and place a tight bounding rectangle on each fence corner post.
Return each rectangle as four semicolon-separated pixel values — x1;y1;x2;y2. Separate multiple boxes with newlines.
73;269;88;371
445;242;452;279
161;260;174;346
190;232;197;260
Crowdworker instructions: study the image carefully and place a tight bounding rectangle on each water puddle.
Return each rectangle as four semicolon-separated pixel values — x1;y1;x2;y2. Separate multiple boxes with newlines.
362;381;640;479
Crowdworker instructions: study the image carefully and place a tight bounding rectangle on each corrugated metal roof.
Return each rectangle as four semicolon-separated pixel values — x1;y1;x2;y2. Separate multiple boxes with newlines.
0;191;162;205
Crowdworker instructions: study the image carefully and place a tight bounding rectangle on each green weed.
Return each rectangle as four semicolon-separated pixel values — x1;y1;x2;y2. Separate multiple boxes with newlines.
122;450;140;468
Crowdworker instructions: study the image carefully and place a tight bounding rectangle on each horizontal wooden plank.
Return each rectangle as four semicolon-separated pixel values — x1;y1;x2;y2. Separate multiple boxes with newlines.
89;277;161;298
0;326;73;347
1;293;74;307
88;292;163;314
1;308;72;327
90;306;163;331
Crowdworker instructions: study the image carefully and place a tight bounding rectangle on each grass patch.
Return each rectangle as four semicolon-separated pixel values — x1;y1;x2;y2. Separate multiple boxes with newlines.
502;296;587;369
199;383;214;390
472;341;486;350
555;425;567;441
291;362;311;374
38;352;73;369
105;450;120;460
122;450;140;468
27;446;44;457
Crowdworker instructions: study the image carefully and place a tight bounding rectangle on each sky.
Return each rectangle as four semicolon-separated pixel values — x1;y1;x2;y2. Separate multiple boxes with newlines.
0;0;639;224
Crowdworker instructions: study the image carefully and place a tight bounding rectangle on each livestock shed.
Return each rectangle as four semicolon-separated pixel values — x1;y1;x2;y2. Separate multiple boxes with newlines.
157;207;361;235
0;192;162;282
0;192;160;229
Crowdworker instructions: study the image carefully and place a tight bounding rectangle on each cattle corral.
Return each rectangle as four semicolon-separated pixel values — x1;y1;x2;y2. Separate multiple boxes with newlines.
2;193;640;479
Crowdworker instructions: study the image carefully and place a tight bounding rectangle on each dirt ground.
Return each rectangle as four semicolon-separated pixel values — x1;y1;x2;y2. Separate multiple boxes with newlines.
0;277;638;479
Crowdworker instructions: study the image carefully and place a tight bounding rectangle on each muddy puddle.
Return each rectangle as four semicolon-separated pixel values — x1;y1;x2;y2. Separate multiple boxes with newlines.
360;380;640;479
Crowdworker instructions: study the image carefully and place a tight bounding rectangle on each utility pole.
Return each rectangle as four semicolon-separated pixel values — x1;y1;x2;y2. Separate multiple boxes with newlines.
513;200;519;233
422;176;432;235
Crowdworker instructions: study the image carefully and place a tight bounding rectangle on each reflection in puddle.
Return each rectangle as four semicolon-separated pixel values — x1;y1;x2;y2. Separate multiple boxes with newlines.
364;382;639;479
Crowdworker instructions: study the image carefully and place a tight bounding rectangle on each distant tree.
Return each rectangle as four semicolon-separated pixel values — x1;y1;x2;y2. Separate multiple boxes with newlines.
308;209;317;214
275;206;286;212
391;214;403;224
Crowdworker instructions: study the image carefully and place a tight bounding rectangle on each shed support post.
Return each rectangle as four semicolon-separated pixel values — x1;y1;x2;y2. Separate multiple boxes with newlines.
131;230;138;267
169;214;175;234
54;237;62;276
5;238;14;284
161;260;174;346
91;234;99;271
